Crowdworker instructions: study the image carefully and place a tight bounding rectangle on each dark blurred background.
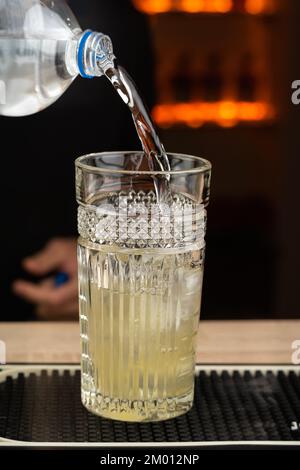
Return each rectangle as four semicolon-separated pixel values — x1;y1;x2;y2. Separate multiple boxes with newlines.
1;0;300;321
132;0;300;320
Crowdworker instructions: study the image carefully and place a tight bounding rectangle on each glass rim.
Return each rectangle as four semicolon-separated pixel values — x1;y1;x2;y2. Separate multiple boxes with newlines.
75;151;212;176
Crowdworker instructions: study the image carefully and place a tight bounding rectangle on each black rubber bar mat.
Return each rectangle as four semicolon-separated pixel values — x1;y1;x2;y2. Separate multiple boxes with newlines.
0;367;300;444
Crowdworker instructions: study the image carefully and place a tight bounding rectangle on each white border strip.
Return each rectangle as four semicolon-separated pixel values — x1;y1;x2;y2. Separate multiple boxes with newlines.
0;438;299;448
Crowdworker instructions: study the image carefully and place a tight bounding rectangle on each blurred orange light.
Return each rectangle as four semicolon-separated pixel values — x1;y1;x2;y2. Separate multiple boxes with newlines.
133;0;234;14
210;0;232;13
152;101;275;127
217;119;238;128
133;0;172;14
244;0;266;14
219;101;237;120
179;0;205;13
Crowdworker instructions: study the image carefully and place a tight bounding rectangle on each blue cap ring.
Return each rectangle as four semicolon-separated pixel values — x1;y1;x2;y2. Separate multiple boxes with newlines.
77;30;94;79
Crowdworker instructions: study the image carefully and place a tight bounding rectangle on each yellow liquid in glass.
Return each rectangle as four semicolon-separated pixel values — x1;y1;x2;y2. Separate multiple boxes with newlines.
78;238;204;422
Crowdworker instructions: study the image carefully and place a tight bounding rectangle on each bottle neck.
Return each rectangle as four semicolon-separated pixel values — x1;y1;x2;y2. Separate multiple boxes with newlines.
76;30;116;79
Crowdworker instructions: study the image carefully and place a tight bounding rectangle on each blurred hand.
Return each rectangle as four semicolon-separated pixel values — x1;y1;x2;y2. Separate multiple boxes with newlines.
12;238;78;320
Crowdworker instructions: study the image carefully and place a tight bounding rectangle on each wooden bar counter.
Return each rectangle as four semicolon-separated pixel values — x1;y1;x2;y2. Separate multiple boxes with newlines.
1;320;299;365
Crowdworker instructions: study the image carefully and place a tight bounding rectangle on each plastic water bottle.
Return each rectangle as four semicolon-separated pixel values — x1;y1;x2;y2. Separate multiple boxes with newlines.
0;0;115;116
0;0;170;189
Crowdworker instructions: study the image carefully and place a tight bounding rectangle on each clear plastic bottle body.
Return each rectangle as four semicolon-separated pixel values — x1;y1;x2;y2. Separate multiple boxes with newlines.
0;0;81;116
0;0;114;117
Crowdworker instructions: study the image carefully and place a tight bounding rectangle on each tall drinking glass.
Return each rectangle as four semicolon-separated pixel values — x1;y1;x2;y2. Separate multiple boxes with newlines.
76;152;211;422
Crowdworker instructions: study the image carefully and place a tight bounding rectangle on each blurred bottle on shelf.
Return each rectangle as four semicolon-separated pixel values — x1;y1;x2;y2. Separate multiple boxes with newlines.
200;52;224;102
170;53;193;102
237;52;257;102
